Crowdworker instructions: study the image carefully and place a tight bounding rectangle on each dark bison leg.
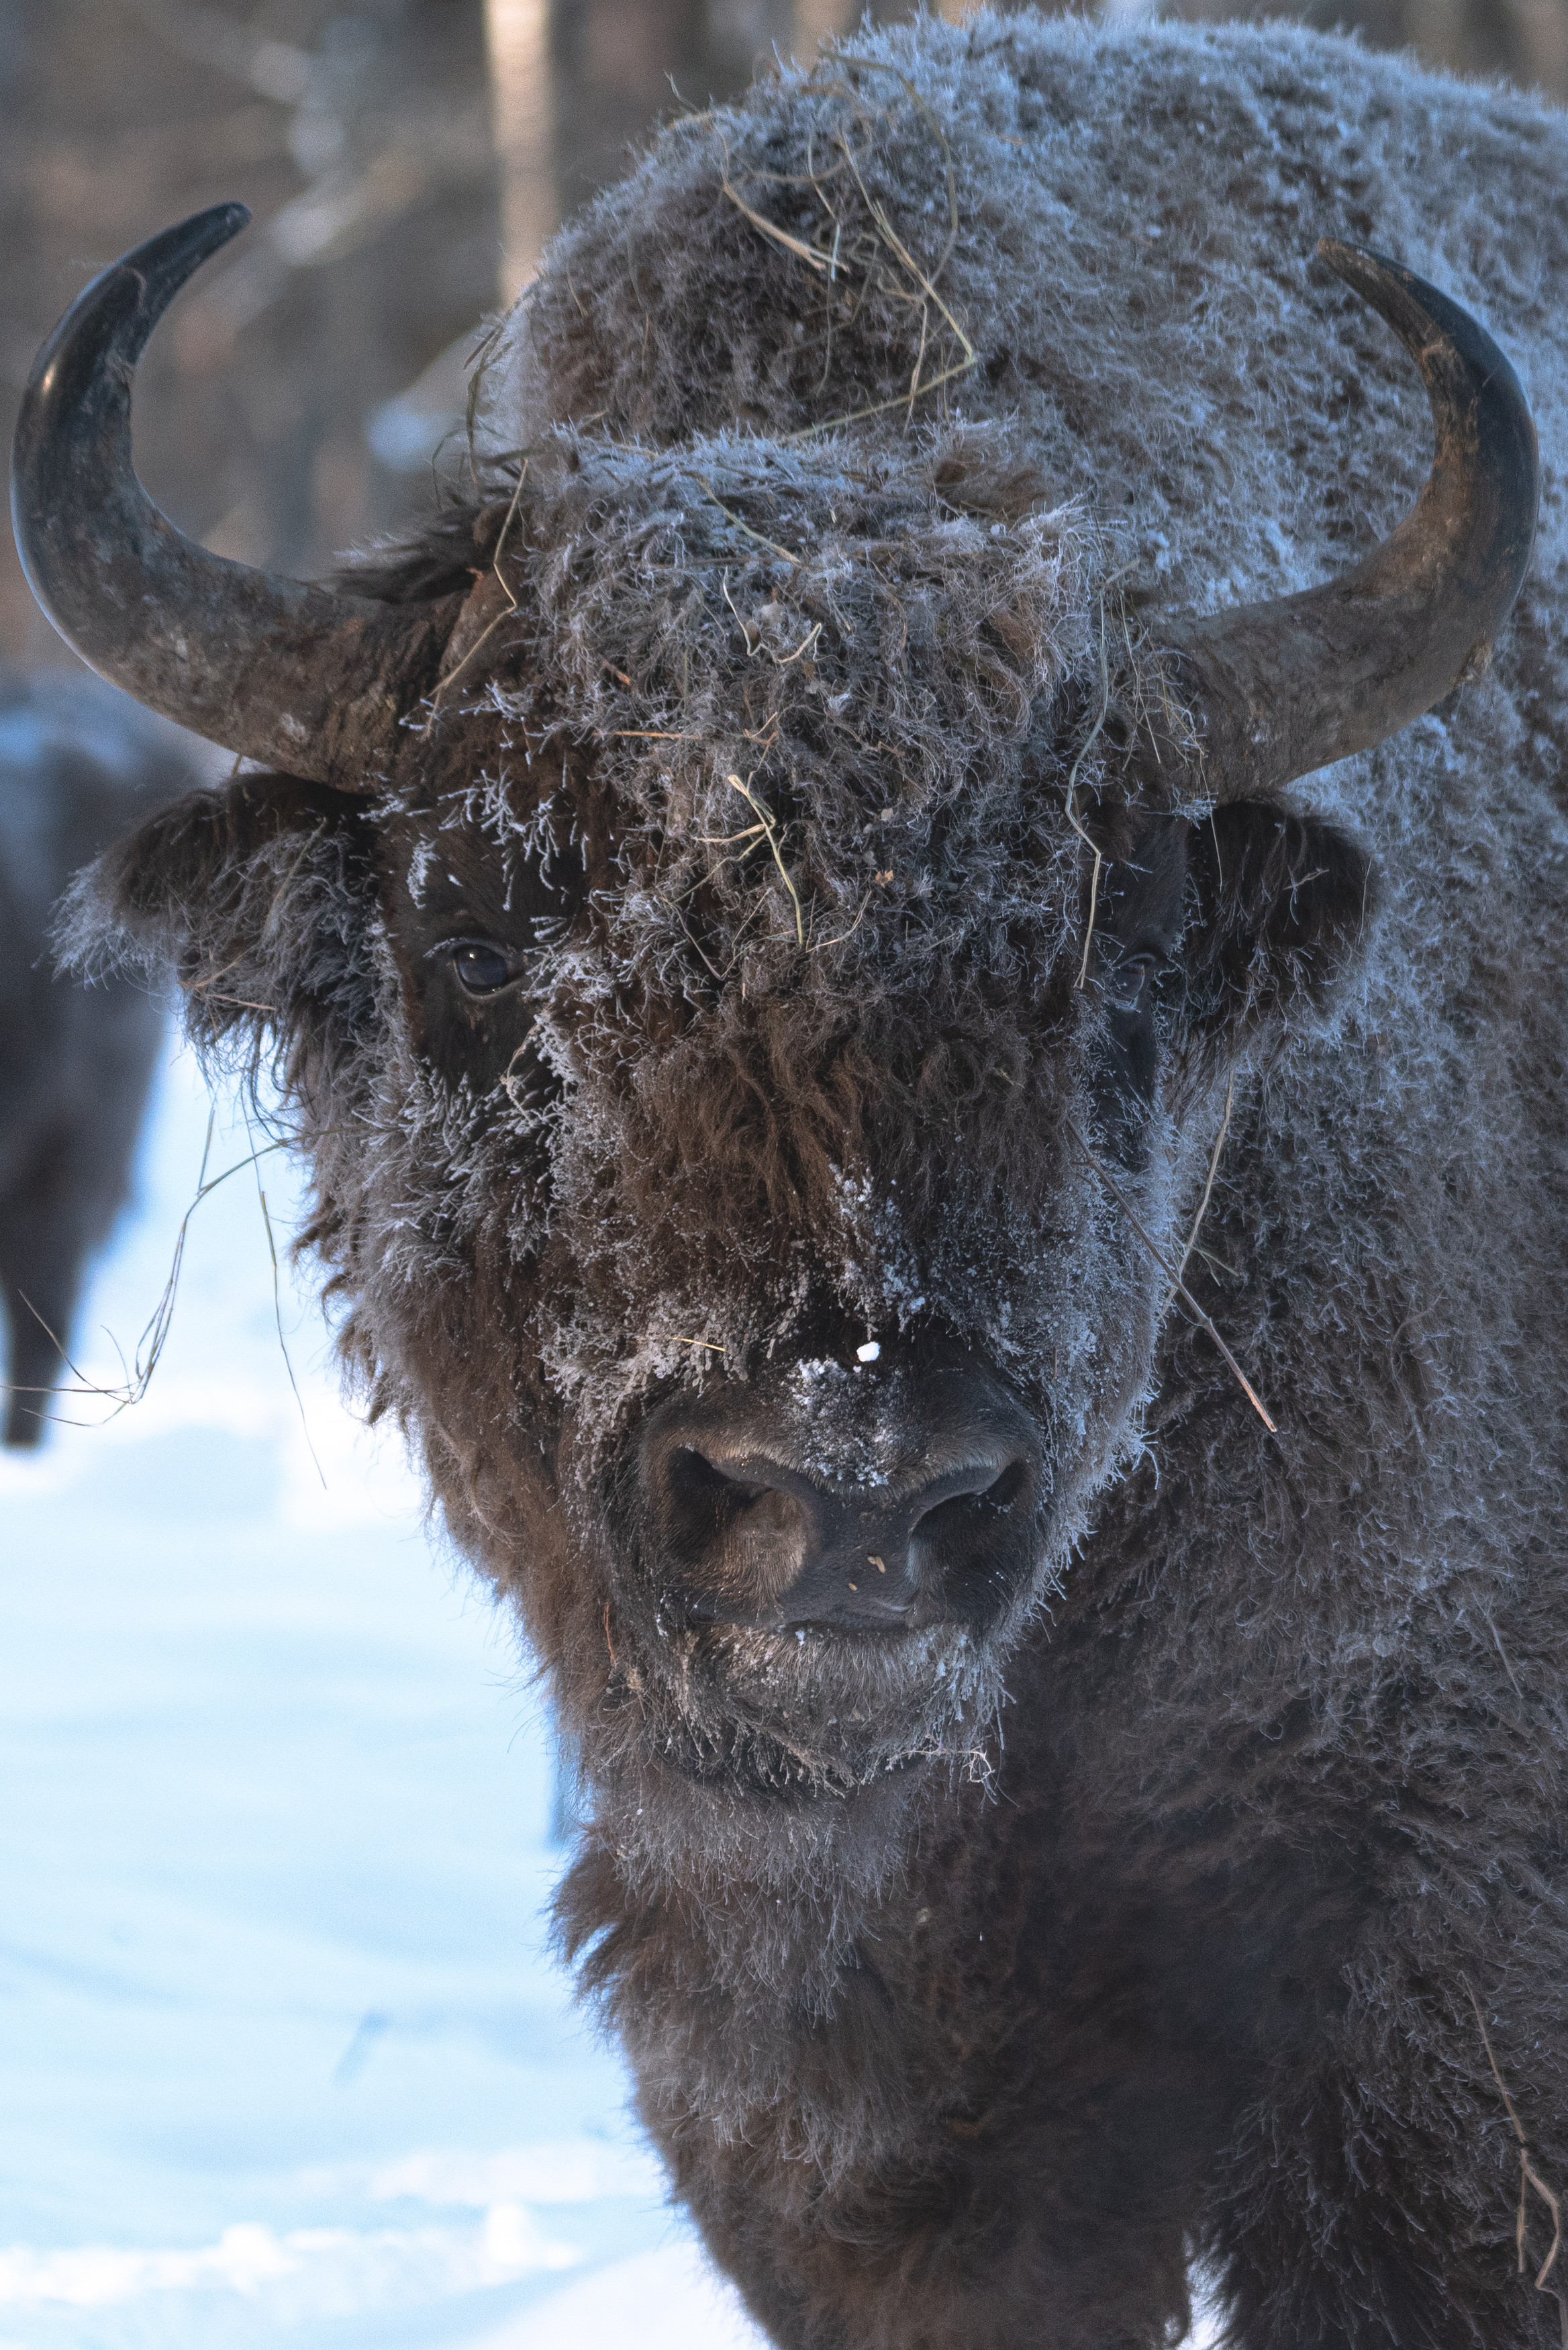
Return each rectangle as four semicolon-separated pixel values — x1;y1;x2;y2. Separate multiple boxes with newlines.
0;986;161;1446
1208;2022;1563;2350
0;1119;105;1446
667;2099;1207;2350
615;1796;1236;2347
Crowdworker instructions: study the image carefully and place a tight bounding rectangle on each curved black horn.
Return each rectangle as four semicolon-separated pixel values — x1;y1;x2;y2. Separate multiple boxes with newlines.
11;206;463;792
1159;240;1539;800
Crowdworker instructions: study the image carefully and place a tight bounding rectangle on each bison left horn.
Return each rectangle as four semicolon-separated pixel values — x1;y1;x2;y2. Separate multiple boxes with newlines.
10;205;465;793
1157;240;1540;799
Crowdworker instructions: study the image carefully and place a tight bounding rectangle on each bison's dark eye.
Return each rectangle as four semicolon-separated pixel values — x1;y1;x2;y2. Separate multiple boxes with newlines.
1102;953;1157;1015
443;939;518;997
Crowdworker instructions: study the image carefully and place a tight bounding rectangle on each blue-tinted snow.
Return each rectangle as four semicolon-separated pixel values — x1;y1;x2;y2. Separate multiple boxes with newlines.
0;1039;762;2350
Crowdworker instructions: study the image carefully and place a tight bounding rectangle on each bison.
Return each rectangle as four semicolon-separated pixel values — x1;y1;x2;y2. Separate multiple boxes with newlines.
0;670;199;1444
13;11;1567;2343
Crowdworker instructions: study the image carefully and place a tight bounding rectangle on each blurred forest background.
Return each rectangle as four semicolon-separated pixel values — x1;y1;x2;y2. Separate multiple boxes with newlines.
1;0;1561;668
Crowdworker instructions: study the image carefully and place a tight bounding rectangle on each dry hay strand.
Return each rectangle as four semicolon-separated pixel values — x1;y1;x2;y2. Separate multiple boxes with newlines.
5;1108;321;1480
718;52;978;438
1464;1977;1568;2347
726;771;805;947
1167;1070;1236;1308
1071;1122;1277;1436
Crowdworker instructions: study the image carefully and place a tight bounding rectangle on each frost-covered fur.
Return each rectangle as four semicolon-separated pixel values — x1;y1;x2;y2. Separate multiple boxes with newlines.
72;13;1568;2347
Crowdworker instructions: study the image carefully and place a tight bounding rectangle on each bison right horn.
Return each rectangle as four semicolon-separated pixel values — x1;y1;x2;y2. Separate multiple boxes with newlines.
1155;240;1540;801
10;205;467;794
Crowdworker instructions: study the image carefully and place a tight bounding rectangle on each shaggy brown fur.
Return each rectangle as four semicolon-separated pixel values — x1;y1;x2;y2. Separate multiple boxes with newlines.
67;13;1568;2345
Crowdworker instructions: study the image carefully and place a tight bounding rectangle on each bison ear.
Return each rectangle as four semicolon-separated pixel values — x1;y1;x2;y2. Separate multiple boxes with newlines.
60;768;370;1046
1171;801;1375;1053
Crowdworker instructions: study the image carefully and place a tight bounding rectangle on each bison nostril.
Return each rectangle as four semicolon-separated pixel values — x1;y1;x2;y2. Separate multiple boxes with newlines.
638;1378;1044;1636
908;1458;1031;1624
658;1446;812;1611
911;1458;1026;1543
667;1446;761;1513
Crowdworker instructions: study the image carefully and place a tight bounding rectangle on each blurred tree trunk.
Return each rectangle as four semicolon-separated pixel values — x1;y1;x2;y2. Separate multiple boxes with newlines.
0;0;498;662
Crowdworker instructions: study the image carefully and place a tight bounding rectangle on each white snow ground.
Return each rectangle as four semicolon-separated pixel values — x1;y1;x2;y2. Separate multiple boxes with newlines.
1;1039;763;2350
0;1038;1221;2350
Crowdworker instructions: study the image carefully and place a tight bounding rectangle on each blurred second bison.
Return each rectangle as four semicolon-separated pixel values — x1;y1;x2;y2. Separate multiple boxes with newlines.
0;670;201;1445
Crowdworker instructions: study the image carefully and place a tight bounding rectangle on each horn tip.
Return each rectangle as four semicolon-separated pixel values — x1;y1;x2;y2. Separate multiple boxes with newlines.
1315;236;1405;298
175;201;253;269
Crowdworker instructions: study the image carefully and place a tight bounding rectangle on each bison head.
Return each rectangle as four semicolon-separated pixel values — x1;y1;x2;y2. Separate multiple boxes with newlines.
13;195;1535;1888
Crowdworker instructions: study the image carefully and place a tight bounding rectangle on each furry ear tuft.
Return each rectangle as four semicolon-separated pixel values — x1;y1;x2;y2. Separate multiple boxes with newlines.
330;501;494;605
1175;802;1375;1051
58;769;372;1058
